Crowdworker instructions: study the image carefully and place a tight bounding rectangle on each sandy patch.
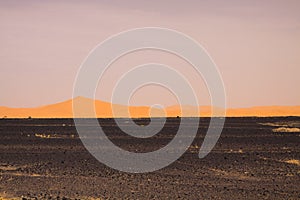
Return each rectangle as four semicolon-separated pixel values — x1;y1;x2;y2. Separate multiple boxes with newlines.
34;133;75;139
0;193;17;200
260;122;288;127
285;159;300;166
272;127;300;133
259;121;300;132
0;197;16;200
1;171;59;178
260;121;300;128
226;149;244;153
260;121;300;134
209;168;259;181
0;165;18;171
0;197;11;200
0;164;57;178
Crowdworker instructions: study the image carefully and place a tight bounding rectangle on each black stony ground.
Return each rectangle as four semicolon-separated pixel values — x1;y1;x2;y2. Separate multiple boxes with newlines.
0;117;299;199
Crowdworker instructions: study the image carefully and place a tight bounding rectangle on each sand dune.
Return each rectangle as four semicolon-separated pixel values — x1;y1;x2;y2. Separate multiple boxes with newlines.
227;106;300;117
0;97;299;118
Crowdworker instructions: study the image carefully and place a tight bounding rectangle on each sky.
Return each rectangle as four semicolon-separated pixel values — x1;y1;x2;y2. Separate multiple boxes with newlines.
0;0;299;108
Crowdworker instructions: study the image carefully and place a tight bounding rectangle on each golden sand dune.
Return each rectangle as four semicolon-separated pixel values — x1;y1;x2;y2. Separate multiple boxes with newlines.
227;106;300;117
0;97;299;118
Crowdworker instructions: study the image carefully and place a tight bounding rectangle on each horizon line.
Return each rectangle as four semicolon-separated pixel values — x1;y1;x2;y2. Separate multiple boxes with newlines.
1;96;300;110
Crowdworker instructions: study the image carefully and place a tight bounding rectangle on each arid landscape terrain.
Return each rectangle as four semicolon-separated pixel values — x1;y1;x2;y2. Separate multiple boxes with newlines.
0;117;299;199
1;97;300;118
1;0;300;199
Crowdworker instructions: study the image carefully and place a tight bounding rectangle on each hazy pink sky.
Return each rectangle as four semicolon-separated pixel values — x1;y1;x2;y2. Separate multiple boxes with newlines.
0;0;299;108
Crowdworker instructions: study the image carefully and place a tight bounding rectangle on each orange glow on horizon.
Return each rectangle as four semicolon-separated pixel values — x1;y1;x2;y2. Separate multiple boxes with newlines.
0;97;299;118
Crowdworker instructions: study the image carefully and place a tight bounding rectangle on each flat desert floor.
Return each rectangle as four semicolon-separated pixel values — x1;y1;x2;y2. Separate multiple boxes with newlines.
0;117;299;199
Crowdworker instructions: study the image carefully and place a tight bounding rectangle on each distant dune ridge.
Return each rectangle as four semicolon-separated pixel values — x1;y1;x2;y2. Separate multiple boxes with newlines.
0;97;299;118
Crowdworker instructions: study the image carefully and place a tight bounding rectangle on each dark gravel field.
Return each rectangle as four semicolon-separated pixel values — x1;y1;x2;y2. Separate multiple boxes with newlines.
0;117;299;199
